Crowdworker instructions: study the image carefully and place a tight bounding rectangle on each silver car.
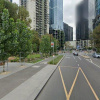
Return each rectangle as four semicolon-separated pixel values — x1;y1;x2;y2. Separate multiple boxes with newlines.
92;52;100;58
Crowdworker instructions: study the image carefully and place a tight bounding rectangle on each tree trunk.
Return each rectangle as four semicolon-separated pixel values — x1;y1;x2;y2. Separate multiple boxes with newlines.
3;61;5;72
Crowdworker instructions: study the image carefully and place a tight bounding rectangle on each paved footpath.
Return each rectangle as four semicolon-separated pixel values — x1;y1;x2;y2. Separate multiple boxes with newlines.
0;56;59;99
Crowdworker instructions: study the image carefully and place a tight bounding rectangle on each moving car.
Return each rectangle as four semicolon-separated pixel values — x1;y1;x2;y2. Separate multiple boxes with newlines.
73;51;78;56
92;52;100;58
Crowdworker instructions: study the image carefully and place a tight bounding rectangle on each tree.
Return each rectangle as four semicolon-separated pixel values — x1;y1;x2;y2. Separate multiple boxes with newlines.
17;6;32;26
40;35;51;57
0;0;4;24
31;30;40;53
15;19;32;57
58;30;65;50
0;9;18;72
4;1;18;21
0;1;31;26
93;24;100;52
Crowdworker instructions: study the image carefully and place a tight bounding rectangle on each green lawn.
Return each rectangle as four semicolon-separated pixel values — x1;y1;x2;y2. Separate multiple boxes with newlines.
48;55;63;65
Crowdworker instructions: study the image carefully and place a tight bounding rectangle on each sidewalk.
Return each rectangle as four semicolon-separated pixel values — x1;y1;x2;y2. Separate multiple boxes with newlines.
0;55;64;100
0;56;55;79
1;65;57;100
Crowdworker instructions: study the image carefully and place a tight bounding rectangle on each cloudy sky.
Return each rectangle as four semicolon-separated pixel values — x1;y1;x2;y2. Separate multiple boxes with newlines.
13;0;82;40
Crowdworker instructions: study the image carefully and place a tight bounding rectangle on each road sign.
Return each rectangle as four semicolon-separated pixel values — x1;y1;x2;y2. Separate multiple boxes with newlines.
51;42;54;47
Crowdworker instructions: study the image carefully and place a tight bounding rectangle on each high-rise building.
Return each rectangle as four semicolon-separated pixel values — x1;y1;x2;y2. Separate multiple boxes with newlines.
36;0;49;35
76;1;89;41
19;0;49;35
93;0;100;29
49;0;63;31
88;0;95;32
76;0;95;48
76;0;95;40
7;0;12;2
63;22;73;41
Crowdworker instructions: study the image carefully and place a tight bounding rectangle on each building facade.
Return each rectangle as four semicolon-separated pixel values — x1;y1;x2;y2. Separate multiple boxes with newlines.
76;1;89;41
19;0;49;35
76;0;95;48
7;0;12;2
49;0;63;31
63;22;73;41
93;0;100;29
36;0;49;35
88;0;95;32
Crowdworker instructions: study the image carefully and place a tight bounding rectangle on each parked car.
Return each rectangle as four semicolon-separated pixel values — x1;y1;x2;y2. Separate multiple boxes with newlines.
92;52;100;58
73;51;78;56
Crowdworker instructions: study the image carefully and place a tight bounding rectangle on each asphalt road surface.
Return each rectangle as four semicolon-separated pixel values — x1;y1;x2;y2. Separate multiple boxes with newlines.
36;53;100;100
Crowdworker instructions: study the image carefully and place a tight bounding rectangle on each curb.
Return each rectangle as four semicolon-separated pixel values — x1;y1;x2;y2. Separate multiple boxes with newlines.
34;55;65;100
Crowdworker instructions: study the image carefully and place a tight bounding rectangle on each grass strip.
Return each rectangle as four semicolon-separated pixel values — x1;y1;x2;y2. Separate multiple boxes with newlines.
48;55;63;65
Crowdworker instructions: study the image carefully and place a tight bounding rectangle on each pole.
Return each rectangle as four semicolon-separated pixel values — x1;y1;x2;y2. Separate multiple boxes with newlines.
53;46;54;64
7;59;8;71
20;52;22;66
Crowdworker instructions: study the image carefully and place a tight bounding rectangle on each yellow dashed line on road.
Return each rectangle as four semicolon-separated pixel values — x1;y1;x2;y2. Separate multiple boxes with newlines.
59;66;79;100
80;68;99;100
59;66;99;100
59;66;68;100
68;68;80;100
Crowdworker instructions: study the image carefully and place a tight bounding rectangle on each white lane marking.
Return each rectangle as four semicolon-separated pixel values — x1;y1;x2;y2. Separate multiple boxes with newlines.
65;57;70;58
78;64;79;67
73;56;75;59
32;66;40;68
91;62;100;68
85;58;100;69
78;57;81;60
90;59;93;63
40;62;47;64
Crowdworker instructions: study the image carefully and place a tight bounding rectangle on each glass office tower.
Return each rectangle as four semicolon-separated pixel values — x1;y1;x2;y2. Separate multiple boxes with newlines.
49;0;63;30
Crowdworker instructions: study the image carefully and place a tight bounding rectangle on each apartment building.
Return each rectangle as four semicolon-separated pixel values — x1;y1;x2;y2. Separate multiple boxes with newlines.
20;0;49;35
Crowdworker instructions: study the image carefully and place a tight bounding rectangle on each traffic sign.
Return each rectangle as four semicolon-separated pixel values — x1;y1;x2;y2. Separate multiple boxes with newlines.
51;42;54;47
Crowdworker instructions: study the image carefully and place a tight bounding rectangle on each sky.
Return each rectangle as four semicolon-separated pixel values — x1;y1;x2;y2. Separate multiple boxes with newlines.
13;0;82;40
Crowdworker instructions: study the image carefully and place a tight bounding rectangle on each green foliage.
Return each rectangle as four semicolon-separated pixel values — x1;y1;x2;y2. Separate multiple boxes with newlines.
48;55;63;65
31;30;40;52
93;24;100;52
17;6;32;26
0;9;17;61
0;0;4;24
0;9;32;62
15;19;32;57
4;1;18;21
57;30;65;50
0;1;31;26
27;54;40;59
40;34;51;55
39;34;58;56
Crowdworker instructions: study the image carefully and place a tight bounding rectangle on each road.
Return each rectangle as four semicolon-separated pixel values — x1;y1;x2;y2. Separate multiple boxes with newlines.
36;53;100;100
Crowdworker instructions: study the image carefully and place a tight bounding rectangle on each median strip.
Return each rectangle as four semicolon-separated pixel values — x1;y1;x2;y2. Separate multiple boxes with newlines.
48;55;63;65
